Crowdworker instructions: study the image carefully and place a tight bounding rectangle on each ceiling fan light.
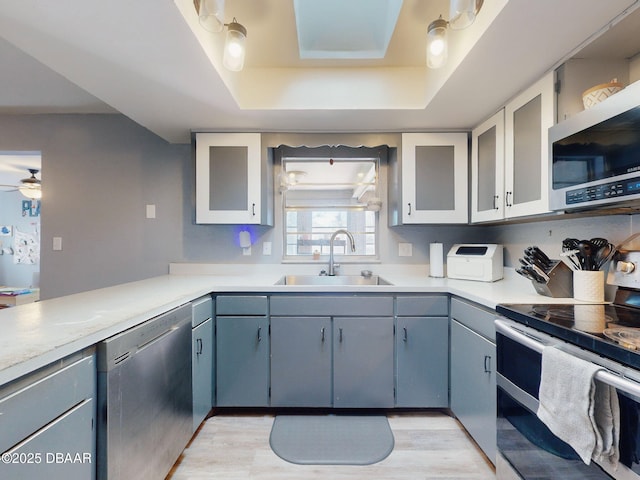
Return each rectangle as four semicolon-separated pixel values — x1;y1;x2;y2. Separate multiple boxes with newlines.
19;185;41;199
223;19;247;72
427;17;448;69
198;0;225;33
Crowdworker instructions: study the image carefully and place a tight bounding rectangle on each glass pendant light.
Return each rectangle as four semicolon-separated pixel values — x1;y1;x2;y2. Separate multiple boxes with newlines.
223;19;247;72
198;0;225;33
449;0;479;30
427;17;448;69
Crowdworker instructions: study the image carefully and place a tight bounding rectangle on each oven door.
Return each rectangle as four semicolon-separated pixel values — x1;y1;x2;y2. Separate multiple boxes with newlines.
495;319;640;480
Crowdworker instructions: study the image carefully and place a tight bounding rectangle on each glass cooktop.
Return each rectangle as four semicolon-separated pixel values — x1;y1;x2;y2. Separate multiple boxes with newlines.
496;302;640;369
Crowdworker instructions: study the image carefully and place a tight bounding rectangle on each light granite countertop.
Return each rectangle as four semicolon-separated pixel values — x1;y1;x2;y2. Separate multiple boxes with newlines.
0;263;582;387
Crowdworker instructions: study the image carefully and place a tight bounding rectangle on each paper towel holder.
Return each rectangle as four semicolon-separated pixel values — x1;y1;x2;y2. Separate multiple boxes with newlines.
430;242;444;278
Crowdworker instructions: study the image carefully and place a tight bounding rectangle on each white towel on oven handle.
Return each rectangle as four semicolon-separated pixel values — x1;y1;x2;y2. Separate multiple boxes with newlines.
537;345;620;470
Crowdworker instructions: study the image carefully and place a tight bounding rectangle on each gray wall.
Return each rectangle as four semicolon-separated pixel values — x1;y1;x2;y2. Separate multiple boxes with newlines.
0;114;187;299
1;112;638;299
486;213;640;267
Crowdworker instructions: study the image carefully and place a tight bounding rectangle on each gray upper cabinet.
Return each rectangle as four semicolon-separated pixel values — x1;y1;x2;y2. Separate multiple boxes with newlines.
504;72;554;219
391;133;468;225
194;133;273;225
471;72;555;223
471;109;505;223
270;316;332;407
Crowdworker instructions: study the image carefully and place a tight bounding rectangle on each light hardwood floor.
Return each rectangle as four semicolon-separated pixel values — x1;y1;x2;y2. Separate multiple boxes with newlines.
168;411;496;479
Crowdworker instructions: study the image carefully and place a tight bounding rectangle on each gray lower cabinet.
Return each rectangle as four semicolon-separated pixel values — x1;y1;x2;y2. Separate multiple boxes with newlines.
0;352;96;480
269;295;395;408
395;295;449;408
216;316;269;406
192;295;214;432
450;298;496;463
216;296;269;407
333;316;394;408
396;316;449;407
270;316;332;407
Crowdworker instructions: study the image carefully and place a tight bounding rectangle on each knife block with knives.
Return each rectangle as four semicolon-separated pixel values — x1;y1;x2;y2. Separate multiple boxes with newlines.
517;246;574;298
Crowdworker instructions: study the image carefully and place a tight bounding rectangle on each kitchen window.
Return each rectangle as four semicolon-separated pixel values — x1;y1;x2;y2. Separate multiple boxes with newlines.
277;145;384;261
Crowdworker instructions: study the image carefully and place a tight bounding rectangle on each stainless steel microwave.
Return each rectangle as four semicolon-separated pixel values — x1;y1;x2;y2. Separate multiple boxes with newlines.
549;80;640;211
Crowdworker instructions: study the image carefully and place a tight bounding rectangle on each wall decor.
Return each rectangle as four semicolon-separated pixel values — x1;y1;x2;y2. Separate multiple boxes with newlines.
21;200;40;217
13;228;39;265
0;225;12;236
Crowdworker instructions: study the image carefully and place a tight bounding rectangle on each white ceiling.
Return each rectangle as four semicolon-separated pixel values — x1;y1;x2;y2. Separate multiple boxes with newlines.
0;0;639;145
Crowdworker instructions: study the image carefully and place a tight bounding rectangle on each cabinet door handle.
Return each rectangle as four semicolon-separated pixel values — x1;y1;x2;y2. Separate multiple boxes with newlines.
505;191;512;207
339;327;343;342
196;338;203;355
257;326;262;342
403;327;408;343
321;327;325;342
484;355;492;373
407;202;412;216
493;195;499;210
252;203;256;216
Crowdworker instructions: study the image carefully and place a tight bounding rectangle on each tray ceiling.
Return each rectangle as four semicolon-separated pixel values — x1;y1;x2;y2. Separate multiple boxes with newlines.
0;0;638;143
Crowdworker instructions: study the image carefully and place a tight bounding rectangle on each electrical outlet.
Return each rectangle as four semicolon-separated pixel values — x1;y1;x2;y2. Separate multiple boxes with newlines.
146;204;156;219
242;246;251;256
399;243;412;257
53;237;63;251
263;242;272;255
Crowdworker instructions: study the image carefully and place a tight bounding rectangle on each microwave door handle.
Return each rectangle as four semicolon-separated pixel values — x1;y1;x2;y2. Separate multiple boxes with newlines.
495;319;640;399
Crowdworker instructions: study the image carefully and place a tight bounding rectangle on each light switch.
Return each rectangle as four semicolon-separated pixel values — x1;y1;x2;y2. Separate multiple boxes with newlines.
263;242;272;255
146;204;156;219
53;237;63;251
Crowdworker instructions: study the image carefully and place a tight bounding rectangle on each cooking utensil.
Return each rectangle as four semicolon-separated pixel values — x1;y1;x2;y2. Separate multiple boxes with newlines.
594;242;616;270
559;250;581;270
562;238;580;252
577;240;595;270
590;238;609;250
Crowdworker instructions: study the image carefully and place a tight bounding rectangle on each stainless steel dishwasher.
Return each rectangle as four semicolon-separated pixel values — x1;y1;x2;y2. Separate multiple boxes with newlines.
96;303;192;480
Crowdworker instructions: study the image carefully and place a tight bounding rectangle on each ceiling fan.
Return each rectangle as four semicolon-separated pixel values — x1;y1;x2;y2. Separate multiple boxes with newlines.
0;169;42;199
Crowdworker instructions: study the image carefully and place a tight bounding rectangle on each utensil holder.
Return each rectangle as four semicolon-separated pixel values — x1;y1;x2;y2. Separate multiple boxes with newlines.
530;261;573;298
573;270;605;302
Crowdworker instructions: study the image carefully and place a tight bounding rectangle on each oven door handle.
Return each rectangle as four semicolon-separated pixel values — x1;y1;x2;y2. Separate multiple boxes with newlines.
496;318;640;399
495;318;547;354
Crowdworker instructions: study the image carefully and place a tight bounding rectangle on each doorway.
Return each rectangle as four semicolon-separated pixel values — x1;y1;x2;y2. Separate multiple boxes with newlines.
0;152;41;290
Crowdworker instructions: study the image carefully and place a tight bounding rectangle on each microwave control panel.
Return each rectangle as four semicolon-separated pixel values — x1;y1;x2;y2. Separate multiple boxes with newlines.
565;176;640;205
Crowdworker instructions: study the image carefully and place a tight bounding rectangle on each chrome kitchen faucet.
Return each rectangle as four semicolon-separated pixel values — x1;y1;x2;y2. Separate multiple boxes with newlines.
328;229;355;276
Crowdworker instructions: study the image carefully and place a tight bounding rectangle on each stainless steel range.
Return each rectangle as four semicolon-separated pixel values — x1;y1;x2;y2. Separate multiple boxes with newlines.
496;247;640;480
